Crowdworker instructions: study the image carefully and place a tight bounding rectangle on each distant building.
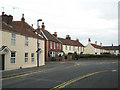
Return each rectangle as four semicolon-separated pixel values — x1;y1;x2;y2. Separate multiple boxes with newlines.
0;12;45;70
38;23;64;61
84;38;104;55
103;44;119;55
57;34;84;55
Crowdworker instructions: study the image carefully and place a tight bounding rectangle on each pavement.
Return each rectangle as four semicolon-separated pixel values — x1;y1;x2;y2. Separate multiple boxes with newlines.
1;59;119;89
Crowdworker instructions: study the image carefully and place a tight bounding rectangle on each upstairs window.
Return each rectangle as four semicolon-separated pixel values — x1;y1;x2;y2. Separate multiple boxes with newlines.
66;46;67;50
57;43;59;49
11;33;16;46
60;44;61;50
50;41;52;49
69;46;71;50
54;42;55;49
25;36;28;46
78;47;79;51
38;39;40;48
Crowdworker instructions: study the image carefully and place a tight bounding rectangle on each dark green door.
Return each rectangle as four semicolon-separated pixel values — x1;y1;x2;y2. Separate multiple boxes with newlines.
2;54;5;70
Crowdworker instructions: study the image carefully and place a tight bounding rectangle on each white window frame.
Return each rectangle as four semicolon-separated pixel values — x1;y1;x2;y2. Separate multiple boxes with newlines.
38;39;40;48
25;36;29;46
66;45;67;50
10;52;16;64
11;33;16;46
50;41;52;49
69;46;71;51
31;53;34;63
25;52;28;63
73;46;75;51
60;44;61;50
57;43;58;49
54;42;55;49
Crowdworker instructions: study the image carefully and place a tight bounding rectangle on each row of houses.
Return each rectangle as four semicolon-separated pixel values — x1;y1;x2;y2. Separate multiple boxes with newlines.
0;12;119;71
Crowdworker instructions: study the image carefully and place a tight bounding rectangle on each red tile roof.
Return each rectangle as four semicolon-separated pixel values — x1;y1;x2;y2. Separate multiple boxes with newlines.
58;37;84;47
40;29;62;43
103;46;119;50
1;15;44;40
91;43;103;49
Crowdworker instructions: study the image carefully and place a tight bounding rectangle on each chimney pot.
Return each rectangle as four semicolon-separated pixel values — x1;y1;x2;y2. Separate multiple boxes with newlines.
76;38;79;42
32;24;33;28
88;38;91;43
66;35;71;40
2;12;4;15
53;32;57;37
21;13;25;21
95;41;97;45
41;22;45;30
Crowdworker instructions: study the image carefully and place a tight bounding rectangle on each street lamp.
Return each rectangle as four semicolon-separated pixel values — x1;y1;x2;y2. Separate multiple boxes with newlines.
37;19;42;67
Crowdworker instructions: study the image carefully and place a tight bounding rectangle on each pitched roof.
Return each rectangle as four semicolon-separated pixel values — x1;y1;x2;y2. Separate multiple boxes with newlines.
103;46;119;50
40;29;62;43
58;37;84;47
91;43;103;49
1;16;44;40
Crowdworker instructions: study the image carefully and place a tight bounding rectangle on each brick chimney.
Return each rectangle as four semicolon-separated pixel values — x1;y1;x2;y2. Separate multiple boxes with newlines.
21;14;25;28
21;14;25;21
76;38;79;42
31;24;33;28
66;35;71;40
41;22;45;30
53;32;57;37
95;41;97;45
1;12;13;24
8;15;13;24
88;38;91;43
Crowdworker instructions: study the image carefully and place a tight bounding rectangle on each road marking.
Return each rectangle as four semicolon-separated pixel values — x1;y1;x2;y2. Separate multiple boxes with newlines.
0;64;76;81
50;70;109;90
111;70;117;72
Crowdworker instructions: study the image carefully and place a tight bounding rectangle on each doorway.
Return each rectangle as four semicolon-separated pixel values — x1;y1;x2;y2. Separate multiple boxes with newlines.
2;54;5;70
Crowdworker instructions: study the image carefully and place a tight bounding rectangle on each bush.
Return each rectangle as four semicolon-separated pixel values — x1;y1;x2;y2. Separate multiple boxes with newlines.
77;54;117;58
51;57;55;61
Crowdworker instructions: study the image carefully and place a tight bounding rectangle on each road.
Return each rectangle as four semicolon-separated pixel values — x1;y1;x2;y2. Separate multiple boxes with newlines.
1;59;119;89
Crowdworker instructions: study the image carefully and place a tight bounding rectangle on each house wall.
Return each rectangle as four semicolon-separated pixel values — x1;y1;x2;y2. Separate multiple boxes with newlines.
1;30;45;70
45;41;63;61
39;40;45;66
84;43;101;55
63;45;83;55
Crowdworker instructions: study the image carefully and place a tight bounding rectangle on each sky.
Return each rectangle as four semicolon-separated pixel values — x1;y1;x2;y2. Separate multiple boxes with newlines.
0;0;119;46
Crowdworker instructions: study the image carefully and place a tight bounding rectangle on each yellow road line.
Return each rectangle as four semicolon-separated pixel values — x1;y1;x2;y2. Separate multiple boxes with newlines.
50;70;109;90
0;64;76;81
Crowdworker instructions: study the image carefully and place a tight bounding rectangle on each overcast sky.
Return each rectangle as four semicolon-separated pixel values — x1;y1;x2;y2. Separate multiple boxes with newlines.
0;0;119;46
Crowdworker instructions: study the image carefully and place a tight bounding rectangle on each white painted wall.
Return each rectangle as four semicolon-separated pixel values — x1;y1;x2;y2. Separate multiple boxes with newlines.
1;30;45;71
63;45;84;55
84;43;101;55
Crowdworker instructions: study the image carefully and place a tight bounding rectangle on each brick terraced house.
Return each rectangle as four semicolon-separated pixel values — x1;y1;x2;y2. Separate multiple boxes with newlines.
38;23;64;61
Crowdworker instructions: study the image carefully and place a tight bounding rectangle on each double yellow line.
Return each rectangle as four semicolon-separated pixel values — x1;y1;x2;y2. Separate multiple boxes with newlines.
50;70;109;90
0;64;76;81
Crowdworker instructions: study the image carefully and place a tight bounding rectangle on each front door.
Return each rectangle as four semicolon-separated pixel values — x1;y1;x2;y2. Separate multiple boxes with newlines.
2;54;5;70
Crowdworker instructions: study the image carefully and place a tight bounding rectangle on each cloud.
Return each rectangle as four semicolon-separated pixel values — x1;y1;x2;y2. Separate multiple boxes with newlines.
0;0;118;46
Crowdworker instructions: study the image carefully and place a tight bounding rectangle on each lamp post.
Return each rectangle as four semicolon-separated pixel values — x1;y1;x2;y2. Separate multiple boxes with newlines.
37;19;42;67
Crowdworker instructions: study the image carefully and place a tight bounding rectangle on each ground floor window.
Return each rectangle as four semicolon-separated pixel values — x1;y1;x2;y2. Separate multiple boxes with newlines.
11;52;16;64
31;53;34;63
25;53;28;63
